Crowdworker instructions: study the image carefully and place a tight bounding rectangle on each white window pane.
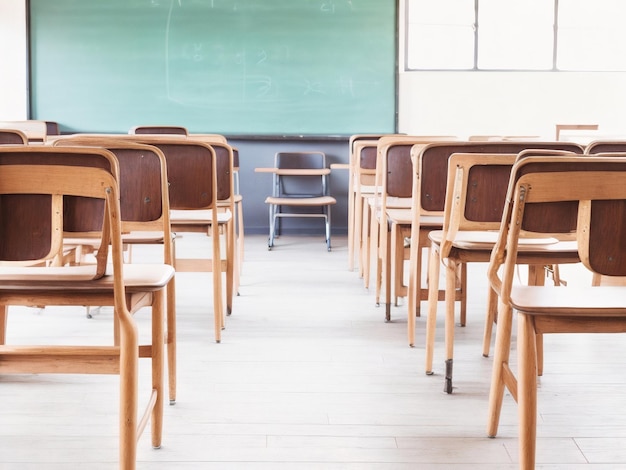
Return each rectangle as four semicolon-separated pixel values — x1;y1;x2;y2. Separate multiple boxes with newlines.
558;0;626;71
407;0;475;70
477;0;554;70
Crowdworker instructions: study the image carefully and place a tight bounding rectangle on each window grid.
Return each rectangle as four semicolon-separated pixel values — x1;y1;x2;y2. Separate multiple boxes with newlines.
405;0;626;72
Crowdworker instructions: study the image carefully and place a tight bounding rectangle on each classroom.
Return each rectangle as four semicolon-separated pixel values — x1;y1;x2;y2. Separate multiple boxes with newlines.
1;1;626;469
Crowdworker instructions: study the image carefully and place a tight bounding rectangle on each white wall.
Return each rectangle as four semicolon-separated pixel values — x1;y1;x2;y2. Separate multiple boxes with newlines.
2;0;625;139
0;0;28;120
397;71;626;139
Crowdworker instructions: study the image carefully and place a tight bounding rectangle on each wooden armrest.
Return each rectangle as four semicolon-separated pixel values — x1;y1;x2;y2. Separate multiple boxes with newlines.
330;163;349;170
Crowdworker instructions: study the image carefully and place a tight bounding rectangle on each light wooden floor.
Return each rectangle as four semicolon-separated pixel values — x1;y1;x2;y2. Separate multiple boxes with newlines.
1;233;626;469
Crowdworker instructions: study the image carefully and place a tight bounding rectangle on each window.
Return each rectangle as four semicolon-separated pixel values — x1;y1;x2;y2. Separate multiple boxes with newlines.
557;0;626;71
406;0;626;71
406;0;475;70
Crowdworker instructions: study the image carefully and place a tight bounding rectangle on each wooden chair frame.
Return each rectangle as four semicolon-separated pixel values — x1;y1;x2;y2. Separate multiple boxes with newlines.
52;137;179;403
127;136;228;342
486;154;626;469
0;146;174;469
368;136;457;320
406;141;586;351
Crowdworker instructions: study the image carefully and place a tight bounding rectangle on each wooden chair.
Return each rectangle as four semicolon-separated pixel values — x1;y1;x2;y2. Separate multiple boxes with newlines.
485;153;626;470
371;137;439;321
127;136;229;341
0;129;28;144
351;139;382;284
45;121;60;136
51;133;234;322
555;123;599;141
256;151;337;251
52;137;178;403
129;125;188;135
406;141;586;351
0;145;174;470
424;151;583;393
347;134;388;272
585;140;626;286
366;136;457;301
0;120;47;142
586;139;626;155
191;135;244;297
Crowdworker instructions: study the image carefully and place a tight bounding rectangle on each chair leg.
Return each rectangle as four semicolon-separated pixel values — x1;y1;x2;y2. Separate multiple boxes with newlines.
225;220;235;315
166;277;177;404
458;262;467;327
363;201;370;289
444;258;457;394
481;285;498;358
358;197;368;279
348;186;355;270
150;288;165;449
487;301;515;438
518;312;538;470
210;222;224;343
0;304;7;345
325;207;332;251
119;320;139;470
424;243;441;373
392;224;403;307
268;205;276;249
235;199;244;294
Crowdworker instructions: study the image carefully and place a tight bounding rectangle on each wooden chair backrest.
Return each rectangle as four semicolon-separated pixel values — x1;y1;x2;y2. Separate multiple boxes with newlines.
129;125;188;135
442;153;517;233
45;121;60;136
489;154;626;297
414;141;585;216
0;146;119;274
376;136;460;200
0;129;28;144
53;137;170;233
0;120;47;142
126;137;218;211
585;140;626;154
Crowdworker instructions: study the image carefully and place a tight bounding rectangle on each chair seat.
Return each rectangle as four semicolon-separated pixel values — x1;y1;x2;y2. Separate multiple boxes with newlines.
511;285;626;315
429;230;561;248
264;196;336;206
386;209;444;227
0;263;174;290
170;209;232;224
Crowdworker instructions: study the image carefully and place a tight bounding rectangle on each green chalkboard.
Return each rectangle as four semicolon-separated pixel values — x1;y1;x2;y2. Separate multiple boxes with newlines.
29;0;396;136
